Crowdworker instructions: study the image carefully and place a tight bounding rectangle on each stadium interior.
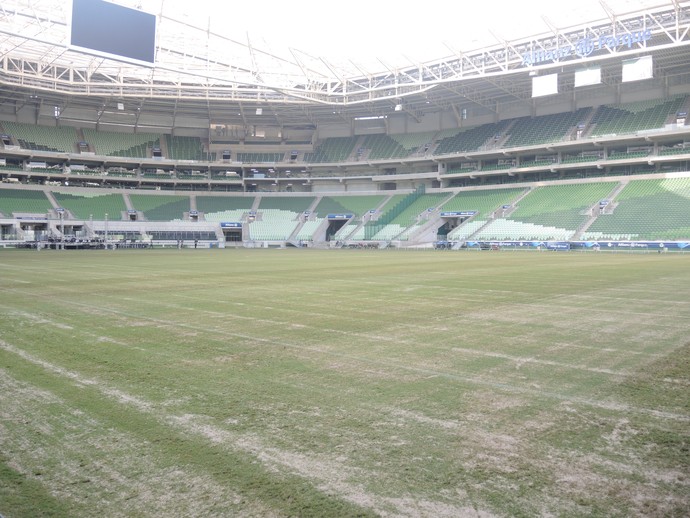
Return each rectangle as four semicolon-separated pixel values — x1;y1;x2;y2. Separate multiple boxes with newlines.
1;0;689;251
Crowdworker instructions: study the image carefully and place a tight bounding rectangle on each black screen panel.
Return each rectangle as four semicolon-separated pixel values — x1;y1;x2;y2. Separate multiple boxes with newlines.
71;0;156;64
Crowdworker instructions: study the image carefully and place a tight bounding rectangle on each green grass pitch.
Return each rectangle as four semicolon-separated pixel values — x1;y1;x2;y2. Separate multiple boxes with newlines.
0;248;688;517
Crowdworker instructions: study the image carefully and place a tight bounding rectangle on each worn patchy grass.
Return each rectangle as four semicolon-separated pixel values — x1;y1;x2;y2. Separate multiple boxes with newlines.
0;248;688;517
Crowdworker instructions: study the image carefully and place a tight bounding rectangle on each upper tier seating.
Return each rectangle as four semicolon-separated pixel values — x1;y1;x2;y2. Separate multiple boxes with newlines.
391;132;437;155
358;134;410;160
502;108;591;148
82;128;161;158
303;137;359;163
165;135;205;161
433;120;513;155
236;152;285;163
588;96;686;137
2;121;78;153
1;94;685;169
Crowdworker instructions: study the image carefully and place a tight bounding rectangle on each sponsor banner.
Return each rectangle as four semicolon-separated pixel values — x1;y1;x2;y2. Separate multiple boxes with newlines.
441;211;477;217
545;242;571;250
522;29;652;66
464;241;690;250
487;241;524;248
479;241;569;249
572;241;688;250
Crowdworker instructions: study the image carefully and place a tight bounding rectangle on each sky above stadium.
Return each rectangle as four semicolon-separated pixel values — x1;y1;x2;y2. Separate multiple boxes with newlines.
137;0;666;69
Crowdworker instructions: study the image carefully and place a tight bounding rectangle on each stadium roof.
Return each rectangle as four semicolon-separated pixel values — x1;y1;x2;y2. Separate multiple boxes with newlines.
1;0;689;129
165;0;672;70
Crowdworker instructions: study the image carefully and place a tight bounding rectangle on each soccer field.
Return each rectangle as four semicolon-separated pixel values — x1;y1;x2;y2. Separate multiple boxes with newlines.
0;248;688;517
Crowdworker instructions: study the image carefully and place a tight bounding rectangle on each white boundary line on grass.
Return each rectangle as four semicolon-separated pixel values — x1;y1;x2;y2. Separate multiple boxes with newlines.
0;338;475;517
0;287;687;423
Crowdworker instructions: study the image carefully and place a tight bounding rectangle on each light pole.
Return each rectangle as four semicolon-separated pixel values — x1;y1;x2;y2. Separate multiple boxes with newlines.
104;212;108;249
56;206;65;250
59;209;64;250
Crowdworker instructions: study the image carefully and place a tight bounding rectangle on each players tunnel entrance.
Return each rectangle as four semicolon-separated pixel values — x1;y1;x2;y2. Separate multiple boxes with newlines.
325;213;353;241
437;210;478;238
220;222;242;242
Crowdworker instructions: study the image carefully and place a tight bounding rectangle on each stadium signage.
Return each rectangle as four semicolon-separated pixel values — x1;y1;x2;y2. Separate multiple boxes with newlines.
612;241;661;249
545;242;571;250
220;222;242;228
327;213;354;219
574;241;689;250
440;211;477;217
522;29;652;66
